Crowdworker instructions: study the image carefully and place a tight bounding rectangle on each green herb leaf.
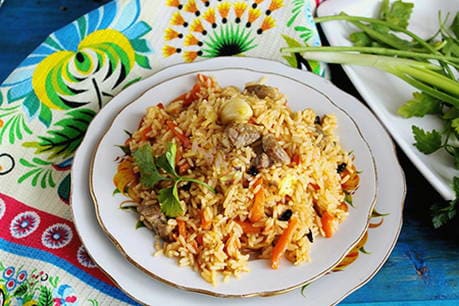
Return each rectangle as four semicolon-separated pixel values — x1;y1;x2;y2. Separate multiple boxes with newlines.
442;107;459;120
156;142;178;176
451;147;459;170
397;92;441;118
349;32;372;47
115;144;131;155
381;0;414;29
451;118;459;134
430;177;459;228
412;126;442;154
158;183;184;217
451;12;459;38
133;144;165;188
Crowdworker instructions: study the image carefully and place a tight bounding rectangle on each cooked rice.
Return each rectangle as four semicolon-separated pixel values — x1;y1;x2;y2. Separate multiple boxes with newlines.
114;74;359;285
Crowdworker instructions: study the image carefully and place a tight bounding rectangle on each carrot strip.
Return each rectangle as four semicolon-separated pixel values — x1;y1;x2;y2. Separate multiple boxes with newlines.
183;83;201;106
166;120;191;148
252;177;263;189
321;211;336;238
113;159;137;195
177;219;187;238
338;202;348;212
340;166;360;192
291;153;301;165
271;216;298;269
235;219;262;234
178;161;191;174
200;210;212;230
308;183;320;191
137;126;152;142
174;73;212;107
249;182;265;222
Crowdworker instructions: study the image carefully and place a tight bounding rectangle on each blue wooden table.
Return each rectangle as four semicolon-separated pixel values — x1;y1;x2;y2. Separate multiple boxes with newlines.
1;1;458;305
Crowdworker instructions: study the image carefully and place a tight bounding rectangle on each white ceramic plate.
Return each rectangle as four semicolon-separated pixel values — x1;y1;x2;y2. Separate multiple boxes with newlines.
89;66;377;297
71;57;405;305
318;0;459;200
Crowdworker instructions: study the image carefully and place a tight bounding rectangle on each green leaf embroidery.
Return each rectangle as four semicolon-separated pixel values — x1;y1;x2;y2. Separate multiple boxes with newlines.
287;0;305;27
23;108;95;160
48;275;59;288
135;53;151;69
13;283;29;297
294;26;313;43
18;158;56;188
38;285;53;306
0;112;32;145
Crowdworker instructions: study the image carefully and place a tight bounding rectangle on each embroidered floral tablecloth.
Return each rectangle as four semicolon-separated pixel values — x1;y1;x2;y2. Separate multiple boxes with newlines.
0;0;326;304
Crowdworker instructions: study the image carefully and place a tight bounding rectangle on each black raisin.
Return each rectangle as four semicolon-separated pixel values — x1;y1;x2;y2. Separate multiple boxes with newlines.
181;182;192;191
247;165;259;176
306;229;314;243
278;209;293;221
314;115;321;125
337;162;347;173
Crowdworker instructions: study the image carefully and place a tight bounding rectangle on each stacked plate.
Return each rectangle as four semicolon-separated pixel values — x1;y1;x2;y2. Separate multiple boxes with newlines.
71;56;405;305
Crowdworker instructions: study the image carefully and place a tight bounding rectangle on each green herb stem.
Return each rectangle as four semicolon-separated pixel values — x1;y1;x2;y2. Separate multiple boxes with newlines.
180;177;216;193
281;46;459;65
314;14;439;54
314;13;456;77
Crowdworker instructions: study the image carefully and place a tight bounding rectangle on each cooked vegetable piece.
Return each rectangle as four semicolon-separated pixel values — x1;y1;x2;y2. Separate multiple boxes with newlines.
321;211;336;238
220;97;254;124
271;216;299;269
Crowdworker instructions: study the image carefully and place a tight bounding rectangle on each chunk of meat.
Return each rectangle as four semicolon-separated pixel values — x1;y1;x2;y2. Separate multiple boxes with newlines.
253;152;271;169
225;123;261;148
262;135;291;164
245;84;279;99
137;202;174;241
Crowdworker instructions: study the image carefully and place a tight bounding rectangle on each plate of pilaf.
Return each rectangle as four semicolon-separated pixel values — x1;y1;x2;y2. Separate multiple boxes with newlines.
88;62;377;297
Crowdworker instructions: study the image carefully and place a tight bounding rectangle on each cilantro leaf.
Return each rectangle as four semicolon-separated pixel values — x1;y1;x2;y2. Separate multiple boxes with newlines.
133;144;165;188
412;126;442;154
158;183;184;217
381;0;414;29
156;142;178;176
397;92;441;118
431;177;459;228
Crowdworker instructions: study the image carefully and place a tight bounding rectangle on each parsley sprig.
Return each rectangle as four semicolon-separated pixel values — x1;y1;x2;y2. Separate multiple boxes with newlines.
133;142;214;217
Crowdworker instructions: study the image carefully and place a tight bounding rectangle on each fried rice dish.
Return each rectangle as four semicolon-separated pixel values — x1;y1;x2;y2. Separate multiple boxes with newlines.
113;74;360;284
